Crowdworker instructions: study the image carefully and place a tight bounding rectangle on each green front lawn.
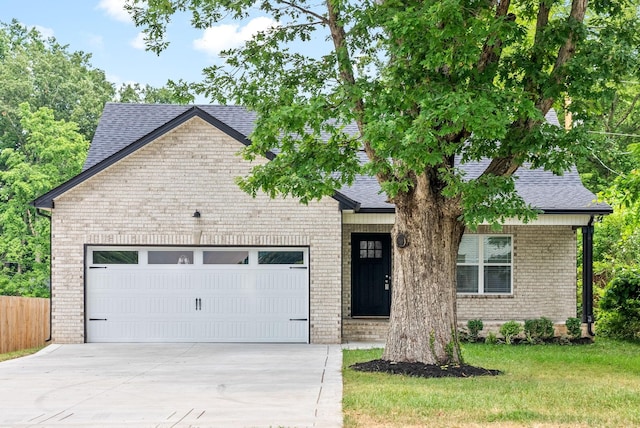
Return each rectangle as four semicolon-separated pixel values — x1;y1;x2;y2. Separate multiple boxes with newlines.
343;339;640;427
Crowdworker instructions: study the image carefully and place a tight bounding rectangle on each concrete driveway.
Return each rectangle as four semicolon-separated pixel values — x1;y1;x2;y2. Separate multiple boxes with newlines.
0;343;342;427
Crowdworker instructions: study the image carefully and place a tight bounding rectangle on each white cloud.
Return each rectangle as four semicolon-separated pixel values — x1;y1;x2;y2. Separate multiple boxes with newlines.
130;32;146;50
97;0;131;23
34;25;55;39
193;17;277;56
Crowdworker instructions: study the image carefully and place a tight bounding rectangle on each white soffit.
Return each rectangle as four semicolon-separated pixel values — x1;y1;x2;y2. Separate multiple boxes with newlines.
342;212;595;226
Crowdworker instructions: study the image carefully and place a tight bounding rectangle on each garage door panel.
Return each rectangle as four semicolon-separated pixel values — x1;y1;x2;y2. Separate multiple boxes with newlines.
86;247;309;343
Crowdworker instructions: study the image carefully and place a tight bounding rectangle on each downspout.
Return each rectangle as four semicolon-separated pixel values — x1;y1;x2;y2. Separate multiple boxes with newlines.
35;208;52;342
582;216;595;336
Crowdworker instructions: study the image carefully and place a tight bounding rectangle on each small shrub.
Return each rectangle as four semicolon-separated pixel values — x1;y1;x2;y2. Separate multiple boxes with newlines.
565;317;582;339
524;317;555;343
499;321;523;345
466;319;484;343
597;311;640;341
598;269;640;341
485;331;499;344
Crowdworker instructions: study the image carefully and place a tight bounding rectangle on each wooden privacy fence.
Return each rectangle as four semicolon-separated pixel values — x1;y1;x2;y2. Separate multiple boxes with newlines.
0;296;50;354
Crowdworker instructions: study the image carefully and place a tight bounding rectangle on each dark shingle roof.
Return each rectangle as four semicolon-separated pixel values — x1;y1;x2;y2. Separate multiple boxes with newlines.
35;103;611;215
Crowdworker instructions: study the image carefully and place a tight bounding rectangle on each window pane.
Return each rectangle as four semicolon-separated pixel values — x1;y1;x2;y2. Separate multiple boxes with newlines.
203;251;248;265
360;241;368;250
457;266;479;293
360;250;368;258
484;266;511;293
93;251;138;264
258;251;304;264
484;236;511;263
457;235;479;263
148;251;194;264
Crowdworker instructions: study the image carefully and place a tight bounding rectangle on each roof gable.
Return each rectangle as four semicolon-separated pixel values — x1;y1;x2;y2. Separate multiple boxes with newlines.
34;104;263;208
83;104;261;170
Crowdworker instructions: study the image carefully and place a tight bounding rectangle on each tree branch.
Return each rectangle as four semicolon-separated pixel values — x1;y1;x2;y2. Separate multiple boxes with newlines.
524;1;552;96
325;0;390;183
482;0;590;180
537;0;589;114
276;0;329;25
480;155;519;178
477;0;512;74
614;92;640;130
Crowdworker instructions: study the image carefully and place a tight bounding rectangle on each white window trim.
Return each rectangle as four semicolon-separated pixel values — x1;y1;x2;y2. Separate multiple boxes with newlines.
457;234;513;295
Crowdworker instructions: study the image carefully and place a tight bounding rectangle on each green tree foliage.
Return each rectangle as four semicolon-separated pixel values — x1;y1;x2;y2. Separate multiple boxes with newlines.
0;20;114;297
0;104;88;296
0;20;115;144
116;80;195;104
127;0;640;364
570;4;640;322
598;268;640;341
587;143;640;310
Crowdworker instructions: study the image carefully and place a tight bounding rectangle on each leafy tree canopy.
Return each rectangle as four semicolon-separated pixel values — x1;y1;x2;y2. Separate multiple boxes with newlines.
0;103;88;297
127;0;638;225
116;80;196;104
0;20;115;145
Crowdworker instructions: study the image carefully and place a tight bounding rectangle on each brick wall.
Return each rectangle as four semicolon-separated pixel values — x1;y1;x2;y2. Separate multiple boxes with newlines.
50;117;342;344
342;223;578;341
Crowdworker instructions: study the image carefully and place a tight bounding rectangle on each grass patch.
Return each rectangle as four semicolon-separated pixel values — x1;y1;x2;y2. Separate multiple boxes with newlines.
343;339;640;427
0;346;44;363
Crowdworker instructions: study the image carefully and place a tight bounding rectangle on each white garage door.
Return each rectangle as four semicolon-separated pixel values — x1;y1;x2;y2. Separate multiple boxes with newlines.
86;246;309;343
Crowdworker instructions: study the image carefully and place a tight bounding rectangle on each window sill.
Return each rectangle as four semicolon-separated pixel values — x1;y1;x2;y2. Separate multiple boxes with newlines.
457;293;514;299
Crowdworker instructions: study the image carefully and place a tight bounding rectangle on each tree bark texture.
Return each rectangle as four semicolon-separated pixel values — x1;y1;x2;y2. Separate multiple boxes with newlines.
382;177;465;365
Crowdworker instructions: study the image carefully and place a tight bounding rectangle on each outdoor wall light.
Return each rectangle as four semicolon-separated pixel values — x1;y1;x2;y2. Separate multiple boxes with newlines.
192;210;201;218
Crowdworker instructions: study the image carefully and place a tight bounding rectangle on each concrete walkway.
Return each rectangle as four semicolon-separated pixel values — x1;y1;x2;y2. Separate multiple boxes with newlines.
0;343;343;427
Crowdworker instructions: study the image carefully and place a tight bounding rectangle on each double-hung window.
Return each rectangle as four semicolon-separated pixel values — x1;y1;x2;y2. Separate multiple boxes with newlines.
457;235;512;294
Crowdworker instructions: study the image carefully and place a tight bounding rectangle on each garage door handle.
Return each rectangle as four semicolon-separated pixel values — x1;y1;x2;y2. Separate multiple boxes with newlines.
289;318;308;321
289;266;307;269
89;318;107;321
89;266;108;269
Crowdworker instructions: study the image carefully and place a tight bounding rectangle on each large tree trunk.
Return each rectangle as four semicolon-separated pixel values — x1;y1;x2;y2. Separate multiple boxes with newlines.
382;176;465;365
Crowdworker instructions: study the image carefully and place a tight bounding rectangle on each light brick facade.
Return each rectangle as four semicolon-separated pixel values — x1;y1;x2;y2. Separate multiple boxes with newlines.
341;223;578;341
49;118;342;344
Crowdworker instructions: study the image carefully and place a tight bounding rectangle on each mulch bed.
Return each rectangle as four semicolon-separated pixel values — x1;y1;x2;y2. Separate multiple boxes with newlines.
350;359;502;378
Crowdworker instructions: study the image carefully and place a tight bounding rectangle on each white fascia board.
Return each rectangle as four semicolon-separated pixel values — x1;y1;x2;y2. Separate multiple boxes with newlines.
342;212;595;226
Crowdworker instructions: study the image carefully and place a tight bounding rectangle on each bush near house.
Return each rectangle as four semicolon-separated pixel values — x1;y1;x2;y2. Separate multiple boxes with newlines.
499;321;523;345
524;317;555;343
598;269;640;341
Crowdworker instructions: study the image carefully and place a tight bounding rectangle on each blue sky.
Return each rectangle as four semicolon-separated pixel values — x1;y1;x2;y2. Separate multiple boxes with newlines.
1;0;278;97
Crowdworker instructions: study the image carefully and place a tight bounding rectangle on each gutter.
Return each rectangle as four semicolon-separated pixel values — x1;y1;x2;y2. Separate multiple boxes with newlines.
582;215;596;336
35;208;53;342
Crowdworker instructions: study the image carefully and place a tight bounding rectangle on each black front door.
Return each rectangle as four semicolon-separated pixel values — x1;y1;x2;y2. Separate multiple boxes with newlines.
351;233;392;316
